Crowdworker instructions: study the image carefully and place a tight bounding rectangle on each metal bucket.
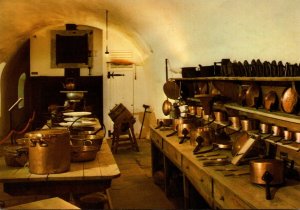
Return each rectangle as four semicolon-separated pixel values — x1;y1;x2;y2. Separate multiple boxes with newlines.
25;129;71;174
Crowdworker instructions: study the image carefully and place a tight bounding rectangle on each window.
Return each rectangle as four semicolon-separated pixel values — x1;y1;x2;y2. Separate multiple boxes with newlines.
0;62;7;117
18;73;26;109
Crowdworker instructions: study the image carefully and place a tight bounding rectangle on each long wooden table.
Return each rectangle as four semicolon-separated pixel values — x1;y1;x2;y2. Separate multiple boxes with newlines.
0;139;120;198
151;126;300;209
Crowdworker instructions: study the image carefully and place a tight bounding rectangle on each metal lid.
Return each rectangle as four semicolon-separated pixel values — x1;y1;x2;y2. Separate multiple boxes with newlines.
25;129;69;138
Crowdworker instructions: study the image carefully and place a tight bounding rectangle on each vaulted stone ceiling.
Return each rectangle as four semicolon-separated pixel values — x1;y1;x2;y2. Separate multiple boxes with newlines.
0;0;299;66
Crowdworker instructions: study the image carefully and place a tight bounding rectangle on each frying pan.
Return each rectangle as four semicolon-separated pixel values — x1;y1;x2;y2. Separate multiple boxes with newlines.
256;59;263;77
264;91;278;111
163;81;180;100
278;61;285;77
162;59;179;116
243;60;251;77
251;59;257;76
263;61;271;77
280;82;299;114
271;60;278;77
162;99;172;116
245;84;261;108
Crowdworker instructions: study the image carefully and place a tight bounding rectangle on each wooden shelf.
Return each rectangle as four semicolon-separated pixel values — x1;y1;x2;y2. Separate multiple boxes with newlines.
171;76;300;82
224;103;300;124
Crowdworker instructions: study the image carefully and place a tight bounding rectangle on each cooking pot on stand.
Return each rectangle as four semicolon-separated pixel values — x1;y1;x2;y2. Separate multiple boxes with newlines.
250;159;284;200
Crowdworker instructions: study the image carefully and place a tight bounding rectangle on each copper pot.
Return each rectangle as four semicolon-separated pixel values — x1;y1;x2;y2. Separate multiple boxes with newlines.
240;119;258;131
260;123;271;134
228;116;241;129
177;123;192;138
156;119;173;129
271;125;282;137
190;127;213;146
250;159;284;200
188;105;197;115
71;145;99;162
25;129;71;174
196;106;203;117
295;132;300;143
283;130;293;141
213;111;227;122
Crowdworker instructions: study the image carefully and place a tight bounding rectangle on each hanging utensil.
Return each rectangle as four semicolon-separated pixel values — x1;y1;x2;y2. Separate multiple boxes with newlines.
162;59;177;116
163;81;180;100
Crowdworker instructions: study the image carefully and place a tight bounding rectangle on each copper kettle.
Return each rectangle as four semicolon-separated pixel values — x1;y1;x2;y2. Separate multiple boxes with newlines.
62;78;76;90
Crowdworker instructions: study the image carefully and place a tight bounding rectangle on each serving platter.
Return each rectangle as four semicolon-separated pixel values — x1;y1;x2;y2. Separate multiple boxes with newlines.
59;121;96;127
64;117;96;122
63;111;92;117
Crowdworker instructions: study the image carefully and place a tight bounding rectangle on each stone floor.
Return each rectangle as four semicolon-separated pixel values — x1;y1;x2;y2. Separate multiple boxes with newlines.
107;138;177;209
0;138;177;209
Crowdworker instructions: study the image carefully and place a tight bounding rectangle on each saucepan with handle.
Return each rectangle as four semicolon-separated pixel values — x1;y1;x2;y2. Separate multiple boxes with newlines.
250;159;284;200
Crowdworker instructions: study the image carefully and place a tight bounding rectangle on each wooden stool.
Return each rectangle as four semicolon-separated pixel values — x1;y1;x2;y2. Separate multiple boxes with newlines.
111;119;139;153
108;103;139;153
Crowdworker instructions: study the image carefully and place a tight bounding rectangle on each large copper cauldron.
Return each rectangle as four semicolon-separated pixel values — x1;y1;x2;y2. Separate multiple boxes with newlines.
25;129;71;174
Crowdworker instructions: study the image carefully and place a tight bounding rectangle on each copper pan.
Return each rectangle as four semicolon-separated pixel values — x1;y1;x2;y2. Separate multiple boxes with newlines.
162;99;172;116
240;119;258;131
280;82;299;114
213;111;227;122
228;116;241;129
166;118;189;137
245;84;261;108
163;81;180;100
264;91;278;112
